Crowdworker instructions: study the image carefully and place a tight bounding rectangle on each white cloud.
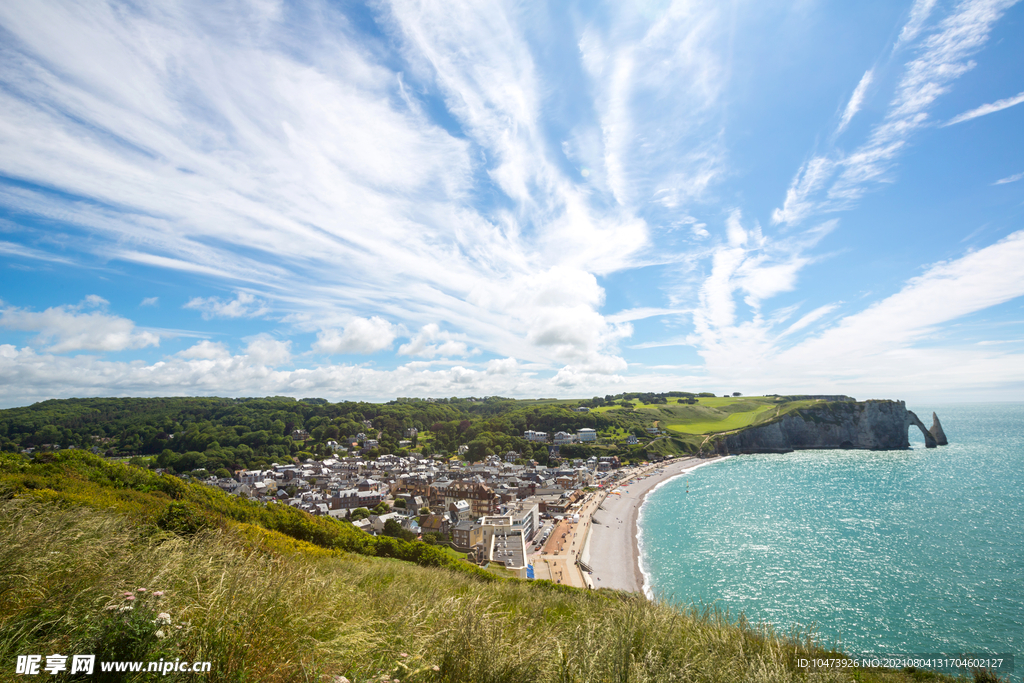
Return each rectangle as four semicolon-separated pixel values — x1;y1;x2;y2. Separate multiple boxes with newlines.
994;172;1024;185
184;292;268;320
836;69;874;134
176;340;230;360
772;156;835;226
690;223;710;239
778;303;840;338
485;357;518;374
313;317;399;355
0;342;633;407
398;323;472;358
787;230;1024;356
140;297;159;307
894;0;938;49
605;307;691;324
0;297;160;352
944;90;1024;126
244;335;291;367
773;0;1016;226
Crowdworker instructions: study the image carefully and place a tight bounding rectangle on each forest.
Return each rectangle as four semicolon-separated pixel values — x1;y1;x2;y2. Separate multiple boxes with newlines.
0;394;667;477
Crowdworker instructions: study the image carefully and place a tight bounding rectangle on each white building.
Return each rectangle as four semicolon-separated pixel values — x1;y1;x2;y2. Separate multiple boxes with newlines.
553;431;574;445
578;428;597;442
524;430;547;443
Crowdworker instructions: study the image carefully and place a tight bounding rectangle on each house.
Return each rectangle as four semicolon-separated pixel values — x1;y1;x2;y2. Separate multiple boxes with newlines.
442;481;499;518
524;430;547;443
368;512;402;534
552;431;574;445
449;499;472;521
291;429;309;441
451;519;484;551
626;434;639;445
419;513;452;538
578;428;597;443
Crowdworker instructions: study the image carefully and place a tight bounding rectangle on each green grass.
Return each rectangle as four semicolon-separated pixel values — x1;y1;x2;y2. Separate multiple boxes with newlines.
651;398;831;437
0;500;966;683
437;545;469;562
0;450;973;683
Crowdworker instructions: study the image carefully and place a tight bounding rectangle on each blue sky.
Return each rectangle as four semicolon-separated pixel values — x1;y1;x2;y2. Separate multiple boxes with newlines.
1;0;1023;408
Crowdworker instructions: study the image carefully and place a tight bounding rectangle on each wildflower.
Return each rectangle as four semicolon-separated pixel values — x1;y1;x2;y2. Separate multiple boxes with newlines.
123;592;134;598
156;612;171;624
152;591;165;598
155;629;165;639
124;595;136;601
399;653;408;658
136;587;147;593
105;605;119;611
431;665;440;672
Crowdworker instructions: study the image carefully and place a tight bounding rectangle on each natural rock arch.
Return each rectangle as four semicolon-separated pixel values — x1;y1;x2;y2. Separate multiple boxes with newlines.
906;410;937;448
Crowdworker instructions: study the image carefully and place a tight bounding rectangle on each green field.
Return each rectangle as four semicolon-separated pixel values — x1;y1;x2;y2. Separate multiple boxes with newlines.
592;396;830;437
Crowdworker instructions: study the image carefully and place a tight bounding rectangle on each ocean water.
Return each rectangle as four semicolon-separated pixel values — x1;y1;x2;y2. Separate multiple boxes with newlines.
638;403;1024;658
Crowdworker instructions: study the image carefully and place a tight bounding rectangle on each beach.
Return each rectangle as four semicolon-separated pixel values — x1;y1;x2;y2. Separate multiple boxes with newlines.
582;456;719;594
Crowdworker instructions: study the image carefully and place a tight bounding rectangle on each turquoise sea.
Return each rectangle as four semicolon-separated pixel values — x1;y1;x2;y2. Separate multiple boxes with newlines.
638;403;1024;659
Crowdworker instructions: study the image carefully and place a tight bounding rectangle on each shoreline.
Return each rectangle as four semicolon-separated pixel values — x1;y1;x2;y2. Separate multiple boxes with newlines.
585;456;723;595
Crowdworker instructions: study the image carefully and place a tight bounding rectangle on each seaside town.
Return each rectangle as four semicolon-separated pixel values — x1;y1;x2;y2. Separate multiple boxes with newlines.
184;422;676;587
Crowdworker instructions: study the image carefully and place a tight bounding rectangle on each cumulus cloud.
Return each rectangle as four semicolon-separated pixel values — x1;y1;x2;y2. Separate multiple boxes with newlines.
184;292;269;320
313;317;399;355
176;340;230;360
244;335;292;367
485;357;519;374
398;324;473;358
0;296;161;352
0;343;632;408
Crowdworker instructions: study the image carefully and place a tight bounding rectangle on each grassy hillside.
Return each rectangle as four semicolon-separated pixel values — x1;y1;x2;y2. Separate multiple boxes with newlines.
594;396;829;440
0;450;975;683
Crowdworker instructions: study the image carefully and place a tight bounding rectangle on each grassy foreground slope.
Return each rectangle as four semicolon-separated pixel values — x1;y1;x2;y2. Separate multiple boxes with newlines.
1;452;959;683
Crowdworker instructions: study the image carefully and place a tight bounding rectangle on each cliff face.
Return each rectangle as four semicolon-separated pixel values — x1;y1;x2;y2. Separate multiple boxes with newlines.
716;400;943;454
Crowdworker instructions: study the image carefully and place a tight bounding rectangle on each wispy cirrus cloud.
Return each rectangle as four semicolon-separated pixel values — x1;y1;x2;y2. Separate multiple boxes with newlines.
944;90;1024;126
0;0;681;377
894;0;939;50
994;171;1024;185
774;0;1018;227
836;69;874;135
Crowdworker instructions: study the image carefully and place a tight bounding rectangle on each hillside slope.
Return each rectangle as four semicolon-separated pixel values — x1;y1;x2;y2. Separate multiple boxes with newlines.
0;451;963;683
